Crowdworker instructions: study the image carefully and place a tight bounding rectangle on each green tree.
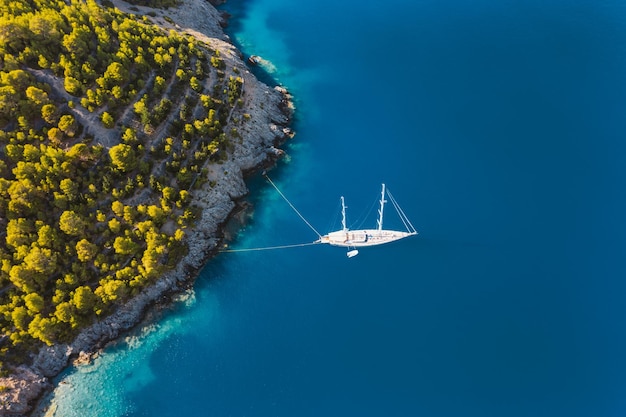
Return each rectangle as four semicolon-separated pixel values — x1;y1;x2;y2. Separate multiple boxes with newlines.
62;25;91;59
147;205;165;224
28;314;57;346
0;86;19;124
47;127;63;143
101;62;129;88
54;302;74;324
7;179;43;216
23;246;57;275
161;186;176;203
59;210;86;236
95;279;128;304
109;143;137;172
111;200;124;217
141;247;161;277
122;127;137;143
133;97;149;125
6;218;34;249
11;306;31;332
9;265;39;293
101;111;114;128
108;217;121;233
189;76;201;92
58;114;78;137
25;86;49;106
76;239;97;262
24;293;44;313
72;286;97;313
37;225;59;249
123;205;136;223
60;178;79;201
113;236;138;255
2;70;31;90
22;144;41;161
64;76;82;96
153;75;166;94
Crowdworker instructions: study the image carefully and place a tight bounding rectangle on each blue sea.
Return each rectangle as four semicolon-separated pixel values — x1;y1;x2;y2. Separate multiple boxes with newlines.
46;0;626;416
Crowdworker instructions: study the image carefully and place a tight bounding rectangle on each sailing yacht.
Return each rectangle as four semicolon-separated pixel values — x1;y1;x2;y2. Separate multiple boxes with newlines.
317;184;418;257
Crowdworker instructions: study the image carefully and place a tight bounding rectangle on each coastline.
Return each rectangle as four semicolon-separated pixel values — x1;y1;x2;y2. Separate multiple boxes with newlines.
0;0;294;415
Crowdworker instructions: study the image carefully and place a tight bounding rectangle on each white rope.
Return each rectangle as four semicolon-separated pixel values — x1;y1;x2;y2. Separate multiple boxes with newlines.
387;189;417;234
219;241;320;253
353;197;377;230
264;175;322;238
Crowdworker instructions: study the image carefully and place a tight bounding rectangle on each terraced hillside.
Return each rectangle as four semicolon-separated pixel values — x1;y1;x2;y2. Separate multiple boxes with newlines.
0;0;292;382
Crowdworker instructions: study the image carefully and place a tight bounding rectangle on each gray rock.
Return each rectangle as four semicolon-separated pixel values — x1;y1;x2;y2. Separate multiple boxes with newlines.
0;0;294;414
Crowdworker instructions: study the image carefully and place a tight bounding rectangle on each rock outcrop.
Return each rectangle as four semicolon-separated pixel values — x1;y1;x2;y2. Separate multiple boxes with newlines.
0;0;293;415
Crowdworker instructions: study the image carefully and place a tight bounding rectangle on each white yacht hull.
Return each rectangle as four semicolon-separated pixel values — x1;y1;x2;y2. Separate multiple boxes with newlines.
318;229;417;248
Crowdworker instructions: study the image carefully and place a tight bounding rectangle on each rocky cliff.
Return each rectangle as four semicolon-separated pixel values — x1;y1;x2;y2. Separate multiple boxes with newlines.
0;0;293;415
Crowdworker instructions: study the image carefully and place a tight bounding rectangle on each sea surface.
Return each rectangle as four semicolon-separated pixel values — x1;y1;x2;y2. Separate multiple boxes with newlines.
46;0;626;416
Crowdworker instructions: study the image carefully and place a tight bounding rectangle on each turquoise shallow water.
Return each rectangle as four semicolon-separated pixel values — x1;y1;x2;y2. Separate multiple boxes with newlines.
48;0;626;416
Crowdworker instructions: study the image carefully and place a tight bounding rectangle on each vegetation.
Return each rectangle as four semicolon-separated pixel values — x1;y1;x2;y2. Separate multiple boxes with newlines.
125;0;179;9
0;0;246;371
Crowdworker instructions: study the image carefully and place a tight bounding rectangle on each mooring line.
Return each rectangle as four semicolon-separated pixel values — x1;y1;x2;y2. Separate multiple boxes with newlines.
219;241;321;253
264;174;322;238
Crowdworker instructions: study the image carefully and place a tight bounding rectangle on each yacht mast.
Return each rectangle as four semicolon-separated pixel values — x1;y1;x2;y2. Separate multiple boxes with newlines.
377;183;386;231
341;196;348;231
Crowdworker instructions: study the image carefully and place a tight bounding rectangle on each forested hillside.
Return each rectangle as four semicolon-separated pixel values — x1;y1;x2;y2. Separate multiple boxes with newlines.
0;0;246;371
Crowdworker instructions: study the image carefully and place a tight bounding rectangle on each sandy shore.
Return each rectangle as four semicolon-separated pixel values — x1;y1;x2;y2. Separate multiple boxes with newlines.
0;0;293;415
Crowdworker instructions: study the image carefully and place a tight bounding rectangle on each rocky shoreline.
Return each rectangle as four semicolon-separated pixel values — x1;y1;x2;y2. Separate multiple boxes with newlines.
0;0;294;415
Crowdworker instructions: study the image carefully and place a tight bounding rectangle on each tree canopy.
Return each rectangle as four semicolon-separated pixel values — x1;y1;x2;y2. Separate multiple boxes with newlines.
0;0;250;371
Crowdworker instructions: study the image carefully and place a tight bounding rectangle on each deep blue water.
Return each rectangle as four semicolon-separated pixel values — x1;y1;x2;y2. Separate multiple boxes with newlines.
48;0;626;416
